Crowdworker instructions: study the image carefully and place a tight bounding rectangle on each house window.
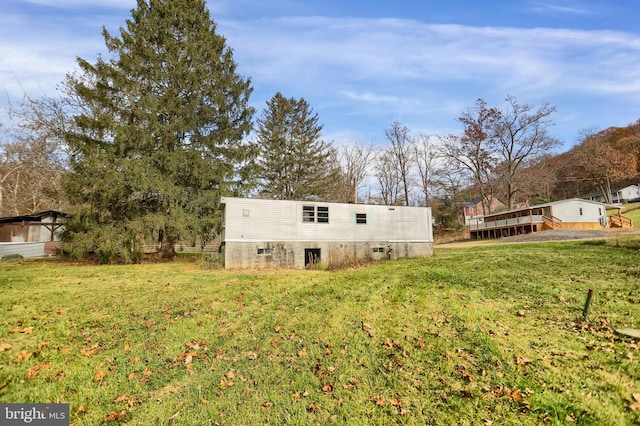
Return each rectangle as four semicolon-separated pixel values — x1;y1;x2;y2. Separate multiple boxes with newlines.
257;248;272;255
356;213;367;224
373;247;385;253
302;205;315;222
579;208;583;216
302;205;329;223
598;208;602;215
317;206;329;223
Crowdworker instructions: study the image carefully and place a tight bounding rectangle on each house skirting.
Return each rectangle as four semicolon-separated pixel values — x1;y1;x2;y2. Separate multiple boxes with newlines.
223;241;434;269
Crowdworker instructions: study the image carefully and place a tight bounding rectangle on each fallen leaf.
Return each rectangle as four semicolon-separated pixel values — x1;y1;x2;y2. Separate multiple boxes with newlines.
390;397;402;406
21;326;34;334
75;405;90;414
321;382;333;393
26;364;52;379
219;378;234;388
516;356;534;365
93;370;106;382
630;393;640;411
80;344;99;357
261;401;272;411
143;367;153;376
511;389;523;402
12;350;31;363
371;396;385;406
383;338;394;350
0;343;12;351
37;342;48;349
297;347;308;357
307;402;318;412
104;409;127;422
124;343;131;352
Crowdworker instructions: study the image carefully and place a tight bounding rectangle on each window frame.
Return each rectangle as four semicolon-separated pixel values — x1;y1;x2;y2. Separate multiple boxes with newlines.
317;206;329;223
302;205;315;223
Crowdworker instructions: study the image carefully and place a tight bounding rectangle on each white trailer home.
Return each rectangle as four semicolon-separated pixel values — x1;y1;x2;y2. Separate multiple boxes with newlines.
219;197;433;269
469;198;632;239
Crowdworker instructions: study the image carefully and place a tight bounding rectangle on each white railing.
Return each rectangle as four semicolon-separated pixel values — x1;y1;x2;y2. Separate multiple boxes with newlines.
469;215;543;231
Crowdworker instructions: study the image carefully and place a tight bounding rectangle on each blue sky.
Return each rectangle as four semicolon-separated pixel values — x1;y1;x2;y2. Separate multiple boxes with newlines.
1;0;639;152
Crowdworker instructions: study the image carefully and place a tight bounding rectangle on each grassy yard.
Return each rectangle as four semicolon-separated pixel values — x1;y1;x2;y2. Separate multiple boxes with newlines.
1;238;639;425
622;203;640;227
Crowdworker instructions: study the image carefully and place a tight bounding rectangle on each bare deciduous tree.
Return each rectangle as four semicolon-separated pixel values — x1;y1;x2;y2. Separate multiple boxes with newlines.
413;134;438;207
493;95;560;209
385;121;415;206
335;143;375;203
373;149;402;205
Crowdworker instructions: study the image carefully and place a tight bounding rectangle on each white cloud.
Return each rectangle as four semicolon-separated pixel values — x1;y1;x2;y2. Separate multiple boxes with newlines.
529;2;595;15
2;3;640;147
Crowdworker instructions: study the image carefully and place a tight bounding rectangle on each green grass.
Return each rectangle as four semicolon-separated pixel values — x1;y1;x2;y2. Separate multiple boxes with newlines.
622;204;640;227
1;239;640;425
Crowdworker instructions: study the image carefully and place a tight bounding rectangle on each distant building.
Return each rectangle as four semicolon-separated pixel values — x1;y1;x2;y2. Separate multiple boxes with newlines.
468;199;632;239
584;184;640;204
462;198;506;225
219;197;433;269
0;211;66;259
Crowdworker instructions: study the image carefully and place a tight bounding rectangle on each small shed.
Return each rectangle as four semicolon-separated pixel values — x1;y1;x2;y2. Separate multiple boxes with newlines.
0;211;67;259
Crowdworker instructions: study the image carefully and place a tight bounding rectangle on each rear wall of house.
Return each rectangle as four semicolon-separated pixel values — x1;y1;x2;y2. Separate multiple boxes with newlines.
223;240;434;269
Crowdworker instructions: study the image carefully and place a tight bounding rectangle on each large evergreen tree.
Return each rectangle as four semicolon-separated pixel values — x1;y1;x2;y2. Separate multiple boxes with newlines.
61;0;254;262
255;93;340;200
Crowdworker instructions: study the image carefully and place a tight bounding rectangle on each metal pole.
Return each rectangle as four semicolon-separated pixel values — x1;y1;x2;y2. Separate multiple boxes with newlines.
583;288;594;320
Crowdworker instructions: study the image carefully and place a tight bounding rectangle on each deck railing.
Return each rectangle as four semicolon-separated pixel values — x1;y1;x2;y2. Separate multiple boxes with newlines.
469;214;543;231
609;215;633;228
542;215;563;229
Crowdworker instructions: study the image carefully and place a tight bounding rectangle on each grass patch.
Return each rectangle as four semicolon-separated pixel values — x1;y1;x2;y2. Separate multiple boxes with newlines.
1;239;640;425
622;204;640;227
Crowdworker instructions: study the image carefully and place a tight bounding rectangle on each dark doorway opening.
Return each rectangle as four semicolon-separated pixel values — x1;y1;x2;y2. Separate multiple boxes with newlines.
304;248;321;268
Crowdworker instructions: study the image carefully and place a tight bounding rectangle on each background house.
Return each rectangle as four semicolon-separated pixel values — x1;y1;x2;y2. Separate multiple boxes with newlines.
469;199;631;239
462;198;506;225
220;197;433;269
0;210;66;259
585;184;640;204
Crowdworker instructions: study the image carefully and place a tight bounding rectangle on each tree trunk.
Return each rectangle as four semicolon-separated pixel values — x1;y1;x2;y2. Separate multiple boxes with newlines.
159;227;176;260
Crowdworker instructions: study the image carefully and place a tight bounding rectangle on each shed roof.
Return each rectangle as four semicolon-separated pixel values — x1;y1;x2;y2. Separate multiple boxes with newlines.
0;210;68;224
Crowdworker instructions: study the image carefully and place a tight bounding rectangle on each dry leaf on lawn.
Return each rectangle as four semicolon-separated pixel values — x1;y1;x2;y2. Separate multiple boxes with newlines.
93;370;106;382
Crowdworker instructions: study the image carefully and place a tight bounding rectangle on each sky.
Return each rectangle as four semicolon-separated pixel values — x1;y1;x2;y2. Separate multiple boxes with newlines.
1;0;640;153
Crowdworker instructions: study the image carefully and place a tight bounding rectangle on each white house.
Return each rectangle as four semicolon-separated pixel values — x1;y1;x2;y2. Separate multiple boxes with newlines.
469;198;632;239
219;197;433;269
585;184;640;204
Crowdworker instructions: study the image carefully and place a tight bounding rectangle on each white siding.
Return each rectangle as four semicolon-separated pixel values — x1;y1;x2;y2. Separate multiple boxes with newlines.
221;197;433;243
0;242;46;259
551;199;608;223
